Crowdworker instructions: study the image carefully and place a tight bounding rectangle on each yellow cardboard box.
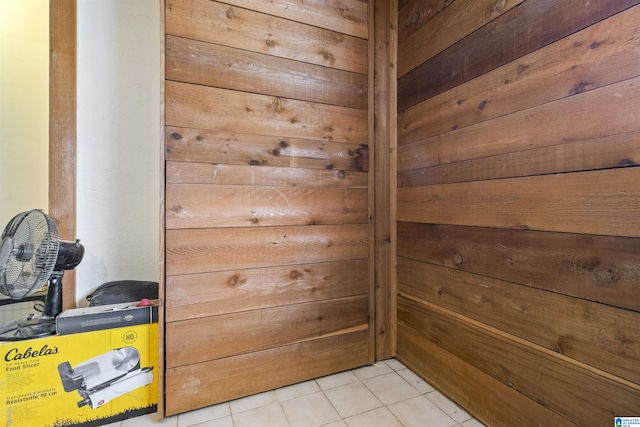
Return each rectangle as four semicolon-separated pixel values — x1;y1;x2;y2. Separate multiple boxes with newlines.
1;323;158;427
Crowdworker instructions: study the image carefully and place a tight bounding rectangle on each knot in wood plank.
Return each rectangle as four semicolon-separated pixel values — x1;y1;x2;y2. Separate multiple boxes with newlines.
272;97;284;114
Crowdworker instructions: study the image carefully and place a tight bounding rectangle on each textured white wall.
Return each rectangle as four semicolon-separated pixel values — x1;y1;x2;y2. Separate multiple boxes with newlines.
0;0;49;226
76;0;160;305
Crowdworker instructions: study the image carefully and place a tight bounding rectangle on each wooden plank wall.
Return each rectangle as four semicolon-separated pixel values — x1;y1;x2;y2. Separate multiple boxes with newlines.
163;0;370;416
396;1;640;426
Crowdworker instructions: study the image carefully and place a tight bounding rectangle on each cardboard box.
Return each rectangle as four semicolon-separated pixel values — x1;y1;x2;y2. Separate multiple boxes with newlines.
1;323;158;427
56;302;158;335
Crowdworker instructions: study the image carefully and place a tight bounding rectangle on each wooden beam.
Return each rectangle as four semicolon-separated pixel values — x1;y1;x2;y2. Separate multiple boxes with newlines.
49;0;77;310
372;0;398;360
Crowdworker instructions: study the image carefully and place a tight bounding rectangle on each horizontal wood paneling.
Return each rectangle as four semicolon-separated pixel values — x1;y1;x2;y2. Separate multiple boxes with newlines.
397;326;579;427
396;4;640;425
166;224;368;276
165;127;369;172
397;0;524;77
165;330;369;415
398;76;640;171
166;0;368;73
397;0;451;44
398;7;640;145
398;131;640;187
167;161;368;188
398;297;640;427
397;0;640;111
166;184;368;228
398;257;640;383
397;223;640;312
397;0;410;11
166;81;368;144
166;35;367;110
218;0;368;39
163;0;371;415
166;296;368;367
165;259;369;322
397;168;640;237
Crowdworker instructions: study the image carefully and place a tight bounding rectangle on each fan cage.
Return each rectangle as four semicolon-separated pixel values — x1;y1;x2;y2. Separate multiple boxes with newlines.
0;210;60;300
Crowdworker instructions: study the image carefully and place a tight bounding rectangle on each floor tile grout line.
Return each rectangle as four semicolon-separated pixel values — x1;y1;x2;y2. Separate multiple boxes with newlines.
318;364;411;427
351;360;462;427
353;363;420;427
319;374;375;425
423;389;474;424
313;377;346;426
156;359;484;427
344;404;408;427
276;400;291;427
317;385;345;426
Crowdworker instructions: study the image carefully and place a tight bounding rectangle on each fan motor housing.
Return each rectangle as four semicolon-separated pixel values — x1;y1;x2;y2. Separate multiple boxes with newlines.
55;240;85;271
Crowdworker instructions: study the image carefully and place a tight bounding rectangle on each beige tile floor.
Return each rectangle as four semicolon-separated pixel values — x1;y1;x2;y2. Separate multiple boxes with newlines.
109;359;486;427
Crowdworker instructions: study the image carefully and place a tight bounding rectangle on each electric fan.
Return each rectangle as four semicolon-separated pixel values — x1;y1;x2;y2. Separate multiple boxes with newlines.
0;209;84;341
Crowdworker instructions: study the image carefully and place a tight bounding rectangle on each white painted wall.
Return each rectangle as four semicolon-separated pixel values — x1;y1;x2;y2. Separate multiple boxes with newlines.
0;0;49;226
76;0;160;305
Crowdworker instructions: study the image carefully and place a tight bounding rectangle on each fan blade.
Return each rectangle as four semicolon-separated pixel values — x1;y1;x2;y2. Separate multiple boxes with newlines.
0;237;14;267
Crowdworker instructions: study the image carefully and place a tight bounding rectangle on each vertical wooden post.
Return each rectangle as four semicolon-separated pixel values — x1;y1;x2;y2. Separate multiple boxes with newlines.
49;0;77;310
372;0;398;360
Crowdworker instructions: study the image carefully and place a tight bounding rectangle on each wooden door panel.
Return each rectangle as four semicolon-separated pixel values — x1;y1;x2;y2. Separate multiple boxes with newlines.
166;296;368;367
165;259;369;322
162;0;372;416
166;35;367;110
166;81;368;144
166;224;368;276
165;127;369;172
166;0;367;73
165;184;368;229
167;160;368;188
165;330;369;415
217;0;368;38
